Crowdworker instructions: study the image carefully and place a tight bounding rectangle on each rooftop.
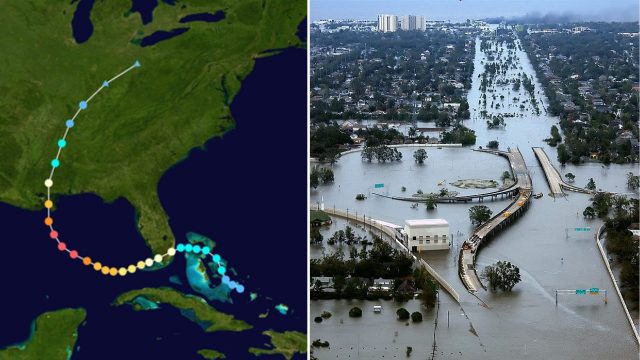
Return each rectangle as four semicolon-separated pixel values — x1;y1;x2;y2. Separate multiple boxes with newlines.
405;218;448;227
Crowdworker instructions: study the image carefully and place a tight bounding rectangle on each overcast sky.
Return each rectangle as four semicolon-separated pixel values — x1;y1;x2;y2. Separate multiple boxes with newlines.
311;0;640;22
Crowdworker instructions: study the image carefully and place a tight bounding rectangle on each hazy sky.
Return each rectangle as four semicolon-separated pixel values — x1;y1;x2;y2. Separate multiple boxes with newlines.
311;0;640;22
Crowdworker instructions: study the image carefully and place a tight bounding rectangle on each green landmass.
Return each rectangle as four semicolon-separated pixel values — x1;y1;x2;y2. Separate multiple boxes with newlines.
197;349;226;359
0;0;305;255
113;287;251;332
0;308;86;360
248;330;307;360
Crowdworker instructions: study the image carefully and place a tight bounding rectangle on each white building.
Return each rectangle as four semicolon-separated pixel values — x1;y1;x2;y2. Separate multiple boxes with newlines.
400;15;425;31
378;14;398;32
403;219;449;252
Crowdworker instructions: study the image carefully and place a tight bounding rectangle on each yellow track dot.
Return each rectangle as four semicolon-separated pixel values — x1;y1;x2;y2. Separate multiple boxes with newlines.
118;267;127;276
137;261;145;269
44;217;53;226
154;254;163;263
44;200;53;209
101;266;110;275
109;268;118;276
145;258;154;267
167;247;176;256
127;265;136;274
93;262;102;271
83;257;92;266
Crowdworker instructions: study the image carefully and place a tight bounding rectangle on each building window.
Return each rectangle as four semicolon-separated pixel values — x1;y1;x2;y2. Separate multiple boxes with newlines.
426;240;430;244
419;239;423;244
413;236;416;240
434;239;438;243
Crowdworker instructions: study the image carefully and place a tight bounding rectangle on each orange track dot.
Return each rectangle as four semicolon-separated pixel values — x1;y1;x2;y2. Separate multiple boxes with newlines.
101;266;110;275
93;262;102;271
83;257;92;265
44;200;53;209
109;268;118;276
44;217;53;226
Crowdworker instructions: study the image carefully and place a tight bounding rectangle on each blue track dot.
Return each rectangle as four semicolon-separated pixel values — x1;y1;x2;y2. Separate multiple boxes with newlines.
236;285;245;293
185;244;193;252
201;246;210;255
217;266;226;275
176;244;185;252
221;275;230;284
228;281;237;289
57;139;66;148
134;60;141;68
51;159;60;168
79;101;87;110
192;245;201;254
66;120;74;128
212;254;221;262
102;80;109;87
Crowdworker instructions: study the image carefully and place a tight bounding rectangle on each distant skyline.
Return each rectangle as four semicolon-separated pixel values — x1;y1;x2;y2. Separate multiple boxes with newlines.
311;0;640;23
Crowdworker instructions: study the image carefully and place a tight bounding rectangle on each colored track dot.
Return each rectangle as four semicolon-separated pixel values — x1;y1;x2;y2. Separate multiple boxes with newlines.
145;258;154;267
236;285;245;293
137;261;145;269
185;244;193;252
58;139;66;148
128;265;136;274
44;217;53;226
79;101;87;110
221;275;230;284
202;246;210;255
66;120;74;128
109;268;118;276
102;80;109;87
101;266;110;275
228;281;237;289
176;244;185;252
69;250;78;259
134;60;141;67
49;230;58;239
51;159;60;168
93;262;102;271
44;200;53;209
57;242;66;251
212;254;221;262
167;247;176;256
217;266;226;275
44;179;53;188
154;254;163;263
192;245;201;254
83;257;92;266
118;267;127;276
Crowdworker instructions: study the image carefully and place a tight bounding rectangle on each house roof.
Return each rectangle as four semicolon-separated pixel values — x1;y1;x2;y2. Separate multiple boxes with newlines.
405;219;448;227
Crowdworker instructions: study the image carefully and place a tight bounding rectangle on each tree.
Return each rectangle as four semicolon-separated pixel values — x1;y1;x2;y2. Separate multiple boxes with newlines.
627;172;639;190
418;274;438;309
487;140;499;149
411;312;423;322
481;261;521;292
425;195;437;210
310;227;323;244
469;205;493;226
348;307;362;317
408;127;417;139
396;308;410;320
321;168;334;183
501;171;511;181
310;170;319;189
583;206;596;218
413;149;427;164
565;173;575;183
586;178;596;191
557;144;570;165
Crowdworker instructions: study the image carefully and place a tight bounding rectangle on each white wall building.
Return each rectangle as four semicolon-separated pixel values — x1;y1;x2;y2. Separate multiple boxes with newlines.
403;219;449;252
378;14;398;32
400;15;425;31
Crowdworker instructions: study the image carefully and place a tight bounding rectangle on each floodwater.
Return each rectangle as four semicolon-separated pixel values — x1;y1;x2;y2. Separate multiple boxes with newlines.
310;28;638;359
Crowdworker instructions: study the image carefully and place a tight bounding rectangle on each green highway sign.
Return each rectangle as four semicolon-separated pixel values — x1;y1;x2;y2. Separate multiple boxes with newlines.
575;289;586;295
589;288;599;294
574;227;591;232
374;183;384;188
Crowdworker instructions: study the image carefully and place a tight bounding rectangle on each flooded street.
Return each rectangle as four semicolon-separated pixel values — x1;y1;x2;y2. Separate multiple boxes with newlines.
311;28;638;359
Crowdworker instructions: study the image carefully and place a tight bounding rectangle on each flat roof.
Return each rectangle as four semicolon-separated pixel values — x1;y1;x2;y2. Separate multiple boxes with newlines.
405;219;448;227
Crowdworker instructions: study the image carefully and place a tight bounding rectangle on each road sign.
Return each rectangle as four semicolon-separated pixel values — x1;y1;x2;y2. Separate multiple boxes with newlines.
575;289;586;295
589;288;599;294
374;183;384;188
574;227;591;232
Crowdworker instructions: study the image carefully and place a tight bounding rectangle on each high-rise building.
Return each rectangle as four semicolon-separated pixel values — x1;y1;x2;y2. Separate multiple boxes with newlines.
400;15;426;31
377;14;397;32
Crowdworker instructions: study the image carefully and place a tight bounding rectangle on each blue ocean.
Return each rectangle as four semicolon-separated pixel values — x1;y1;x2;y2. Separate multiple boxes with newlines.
0;1;307;358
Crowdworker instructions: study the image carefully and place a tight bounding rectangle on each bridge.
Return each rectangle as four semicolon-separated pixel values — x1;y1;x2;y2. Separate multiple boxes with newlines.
532;147;592;196
459;148;533;292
